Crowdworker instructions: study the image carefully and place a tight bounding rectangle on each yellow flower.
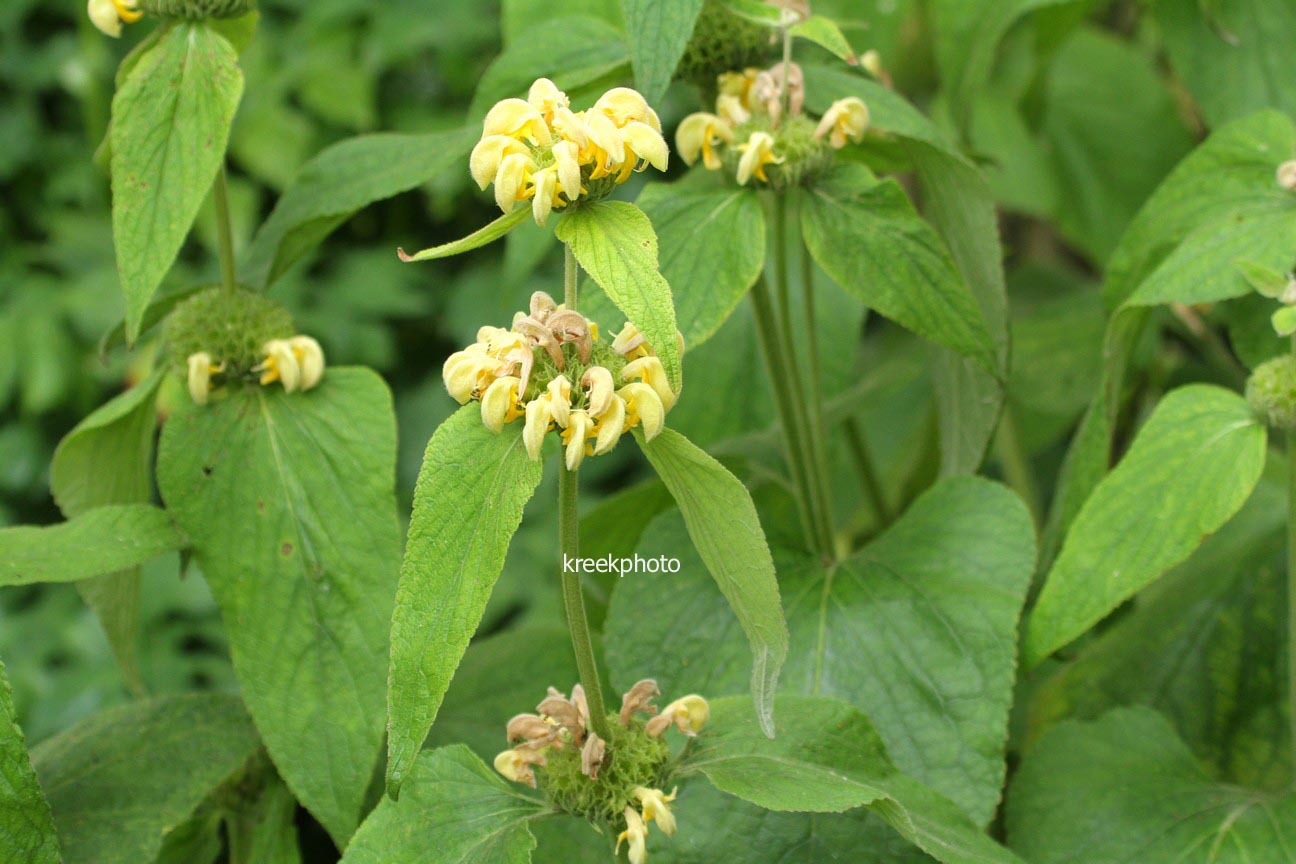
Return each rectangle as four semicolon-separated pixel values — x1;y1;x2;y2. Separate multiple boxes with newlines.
443;345;496;404
645;694;709;738
618;383;665;441
469;135;530;190
622;356;677;410
523;397;554;460
611;322;650;360
718;68;759;107
616;806;649;864
493;746;547;788
87;0;141;38
288;336;325;391
814;97;870;148
736;131;782;185
531;165;560;226
526;77;569;122
634;787;678;836
482;97;551;146
552;139;584;204
560;409;594;470
581;366;615;417
592;395;627;454
593;87;662;132
546;376;573;427
258;339;302;393
676;113;732;171
185;352;222;406
493;151;537;214
716;94;751;127
620;121;670;172
481;376;524;433
582;110;628;179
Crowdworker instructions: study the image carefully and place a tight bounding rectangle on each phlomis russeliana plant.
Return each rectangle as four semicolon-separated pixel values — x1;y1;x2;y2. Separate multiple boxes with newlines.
2;0;1296;863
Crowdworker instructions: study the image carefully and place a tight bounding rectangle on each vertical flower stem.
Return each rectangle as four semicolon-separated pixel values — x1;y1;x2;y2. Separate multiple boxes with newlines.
225;810;254;864
770;194;836;559
213;164;238;299
558;242;611;741
750;279;818;552
796;197;837;551
843;417;891;526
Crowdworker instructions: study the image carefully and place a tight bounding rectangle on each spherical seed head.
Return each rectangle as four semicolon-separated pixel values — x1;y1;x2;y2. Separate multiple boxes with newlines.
677;1;776;97
164;286;295;380
1246;354;1296;431
538;714;670;829
138;0;255;17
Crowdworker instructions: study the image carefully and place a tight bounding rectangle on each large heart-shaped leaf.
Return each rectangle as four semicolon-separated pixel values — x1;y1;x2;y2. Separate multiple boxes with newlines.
1007;708;1296;864
157;368;401;844
31;693;260;864
606;476;1036;825
342;745;546;864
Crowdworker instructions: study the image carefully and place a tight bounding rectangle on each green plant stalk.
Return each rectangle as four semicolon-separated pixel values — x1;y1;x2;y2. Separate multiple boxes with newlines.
225;810;255;864
796;197;837;551
750;280;818;552
558;242;611;742
770;195;836;559
843;417;891;526
994;405;1041;528
213;164;238;298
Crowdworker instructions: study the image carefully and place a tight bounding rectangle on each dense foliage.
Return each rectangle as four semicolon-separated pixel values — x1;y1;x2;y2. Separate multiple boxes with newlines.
2;0;1295;862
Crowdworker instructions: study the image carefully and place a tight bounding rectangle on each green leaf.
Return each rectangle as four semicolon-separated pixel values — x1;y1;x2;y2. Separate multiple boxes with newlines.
1122;205;1296;308
802;167;998;374
157;369;402;844
1006;708;1296;864
1040;28;1194;264
386;406;544;798
50;371;165;692
930;0;1072;130
31;693;260;864
1103;110;1296;309
790;15;857;63
622;0;705;104
681;695;1026;864
111;22;244;342
244;127;477;287
635;428;788;738
397;207;531;263
556;201;683;390
907;142;1009;476
470;16;630;118
1025;385;1267;667
1032;462;1289;788
342;746;544;864
1238;259;1290;298
1156;0;1296;128
607;477;1036;824
0;659;60;864
636;178;764;349
0;505;184;587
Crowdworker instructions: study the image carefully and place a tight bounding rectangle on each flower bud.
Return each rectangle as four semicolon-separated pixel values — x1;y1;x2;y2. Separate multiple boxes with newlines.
1279;160;1296;192
138;0;255;18
1247;355;1296;431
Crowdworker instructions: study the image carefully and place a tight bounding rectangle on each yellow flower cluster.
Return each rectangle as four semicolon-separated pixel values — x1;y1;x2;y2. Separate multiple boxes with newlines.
87;0;141;37
676;61;869;185
470;79;670;225
185;336;325;405
494;679;708;864
443;292;679;469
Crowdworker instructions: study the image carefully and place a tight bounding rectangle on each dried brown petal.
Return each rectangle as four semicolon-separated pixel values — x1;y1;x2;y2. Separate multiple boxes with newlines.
619;678;661;726
581;733;606;779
